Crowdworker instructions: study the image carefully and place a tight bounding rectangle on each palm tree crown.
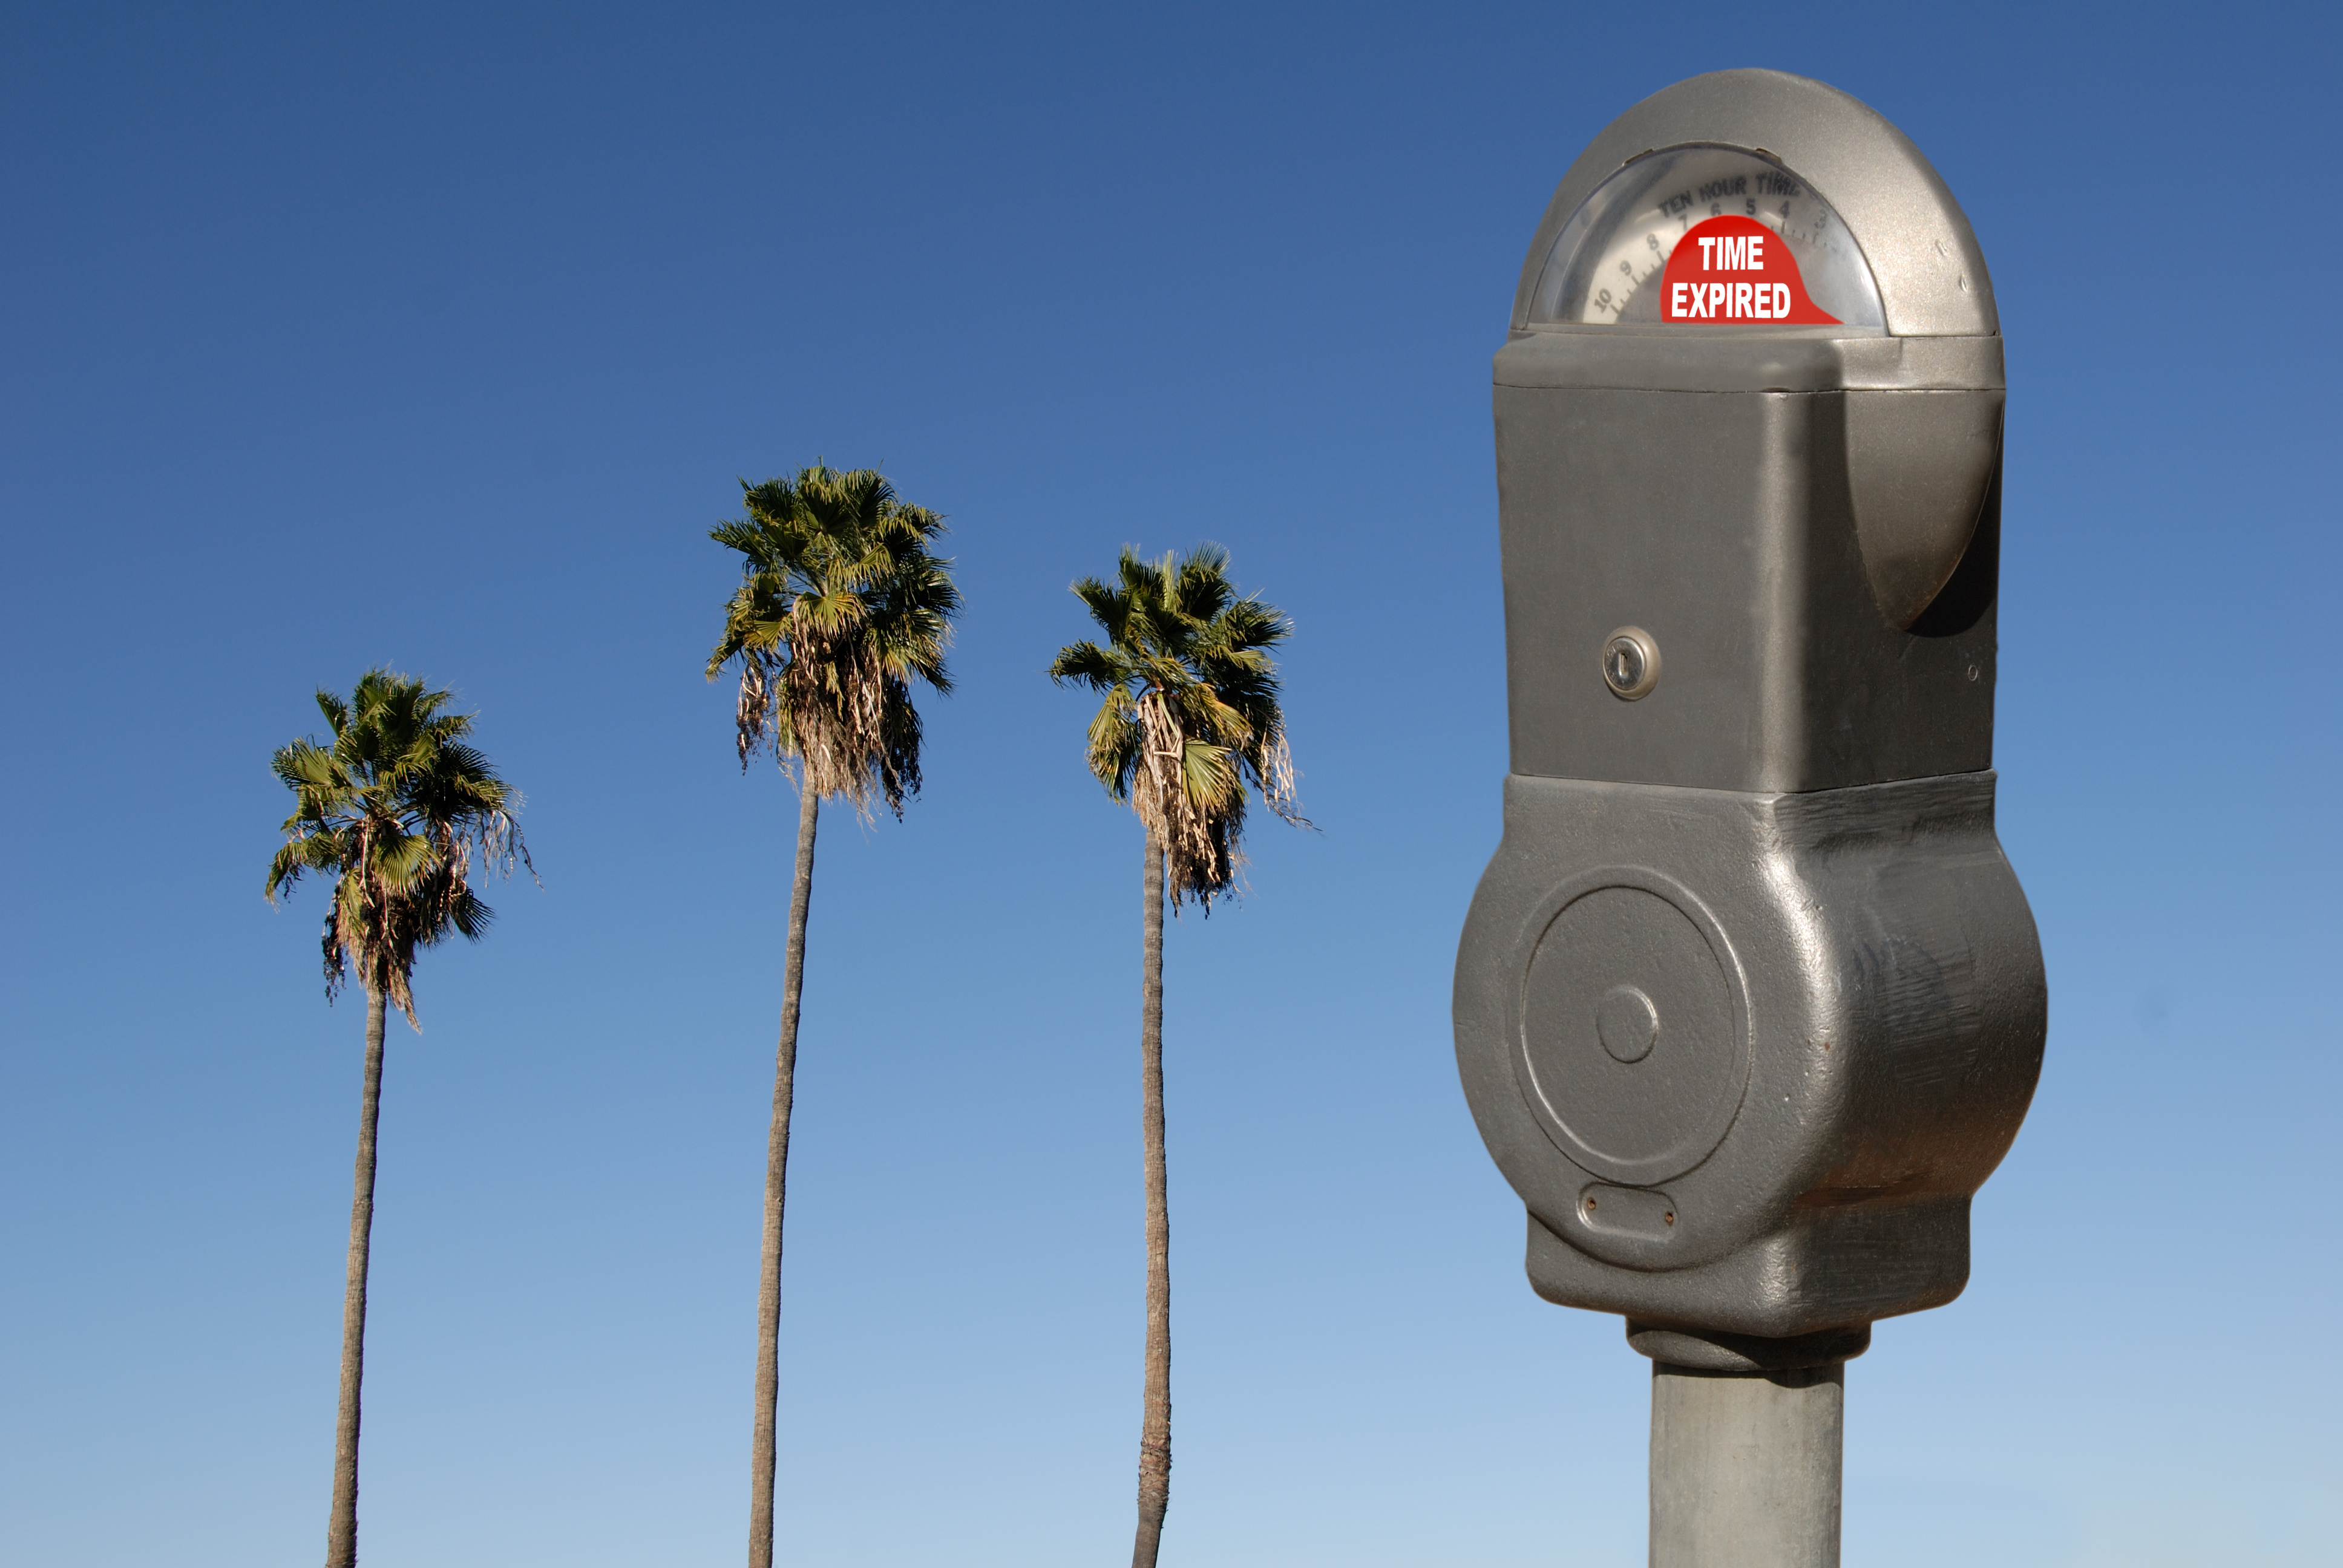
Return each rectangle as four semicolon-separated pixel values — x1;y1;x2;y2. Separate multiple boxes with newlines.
265;669;530;1024
706;464;961;815
1049;544;1303;906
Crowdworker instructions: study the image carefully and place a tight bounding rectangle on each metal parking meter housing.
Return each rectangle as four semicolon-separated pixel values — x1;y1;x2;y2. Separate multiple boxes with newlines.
1453;70;2046;1368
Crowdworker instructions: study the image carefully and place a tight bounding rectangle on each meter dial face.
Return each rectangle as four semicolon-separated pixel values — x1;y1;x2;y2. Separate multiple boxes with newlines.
1528;145;1884;329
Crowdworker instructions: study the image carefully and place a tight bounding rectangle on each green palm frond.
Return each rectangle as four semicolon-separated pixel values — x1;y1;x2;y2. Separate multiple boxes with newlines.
706;464;962;815
1050;544;1305;909
266;668;531;1027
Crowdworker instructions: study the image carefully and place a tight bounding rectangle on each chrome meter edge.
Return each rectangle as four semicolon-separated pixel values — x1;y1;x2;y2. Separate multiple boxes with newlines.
1529;145;1884;329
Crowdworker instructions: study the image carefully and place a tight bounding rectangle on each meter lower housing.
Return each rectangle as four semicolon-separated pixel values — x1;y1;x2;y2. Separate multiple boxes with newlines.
1454;770;2043;1348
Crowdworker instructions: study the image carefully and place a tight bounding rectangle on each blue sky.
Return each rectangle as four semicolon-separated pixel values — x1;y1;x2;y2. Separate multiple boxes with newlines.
2;3;2338;1565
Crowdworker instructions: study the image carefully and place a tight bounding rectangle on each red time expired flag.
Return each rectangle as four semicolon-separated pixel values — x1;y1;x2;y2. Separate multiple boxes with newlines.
1660;214;1840;325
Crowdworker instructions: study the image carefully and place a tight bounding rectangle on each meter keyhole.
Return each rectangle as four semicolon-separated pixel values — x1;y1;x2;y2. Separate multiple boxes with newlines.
1599;627;1660;701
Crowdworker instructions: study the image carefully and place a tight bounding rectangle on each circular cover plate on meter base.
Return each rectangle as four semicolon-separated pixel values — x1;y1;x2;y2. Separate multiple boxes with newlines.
1507;867;1751;1186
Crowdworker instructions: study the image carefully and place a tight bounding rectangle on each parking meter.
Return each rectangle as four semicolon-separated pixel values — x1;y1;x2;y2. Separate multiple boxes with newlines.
1452;69;2046;1384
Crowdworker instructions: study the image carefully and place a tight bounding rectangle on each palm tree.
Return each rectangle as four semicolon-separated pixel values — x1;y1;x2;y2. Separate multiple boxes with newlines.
705;464;960;1568
1048;544;1304;1568
264;669;531;1568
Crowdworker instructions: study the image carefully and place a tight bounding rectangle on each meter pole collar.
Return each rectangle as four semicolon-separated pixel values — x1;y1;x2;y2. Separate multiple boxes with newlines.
1509;70;1996;339
1628;1319;1871;1373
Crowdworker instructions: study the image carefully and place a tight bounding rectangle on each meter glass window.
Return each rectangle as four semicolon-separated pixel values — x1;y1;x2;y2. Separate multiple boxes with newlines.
1529;146;1884;329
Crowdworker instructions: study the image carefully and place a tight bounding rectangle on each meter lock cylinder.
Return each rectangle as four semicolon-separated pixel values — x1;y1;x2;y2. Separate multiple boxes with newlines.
1453;70;2046;1377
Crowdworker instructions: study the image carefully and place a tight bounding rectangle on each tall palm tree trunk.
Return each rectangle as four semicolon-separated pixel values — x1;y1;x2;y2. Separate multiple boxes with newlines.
749;785;819;1568
326;985;387;1568
1132;834;1172;1568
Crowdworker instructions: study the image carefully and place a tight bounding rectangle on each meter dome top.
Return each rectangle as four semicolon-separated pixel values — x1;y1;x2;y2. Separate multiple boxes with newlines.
1512;70;1997;339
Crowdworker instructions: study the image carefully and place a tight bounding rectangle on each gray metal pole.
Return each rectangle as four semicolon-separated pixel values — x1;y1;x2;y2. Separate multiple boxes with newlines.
1650;1362;1844;1568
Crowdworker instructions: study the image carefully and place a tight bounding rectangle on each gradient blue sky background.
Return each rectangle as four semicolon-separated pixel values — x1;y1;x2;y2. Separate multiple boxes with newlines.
4;4;2338;1565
